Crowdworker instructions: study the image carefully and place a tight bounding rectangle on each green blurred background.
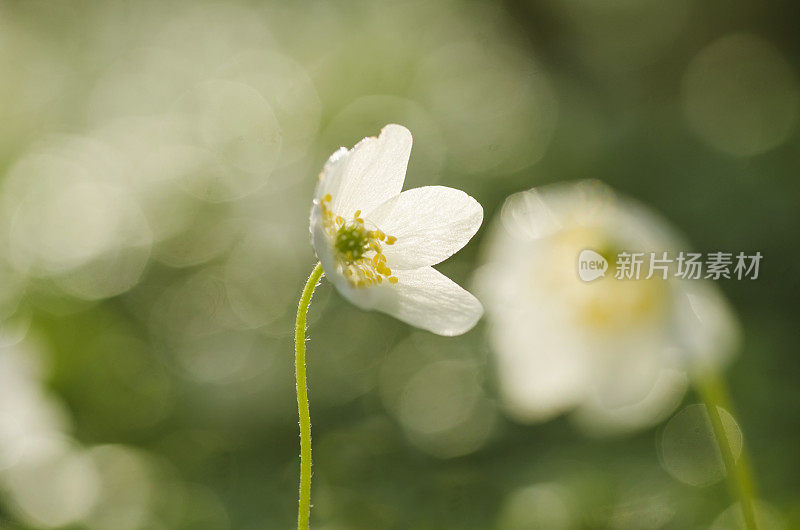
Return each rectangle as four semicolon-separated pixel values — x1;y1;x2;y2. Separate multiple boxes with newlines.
0;0;798;528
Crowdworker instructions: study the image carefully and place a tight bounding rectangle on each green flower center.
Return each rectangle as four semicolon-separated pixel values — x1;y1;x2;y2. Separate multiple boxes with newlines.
334;224;370;263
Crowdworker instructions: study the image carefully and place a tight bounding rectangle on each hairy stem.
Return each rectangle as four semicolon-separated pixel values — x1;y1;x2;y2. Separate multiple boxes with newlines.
696;370;758;530
295;262;324;530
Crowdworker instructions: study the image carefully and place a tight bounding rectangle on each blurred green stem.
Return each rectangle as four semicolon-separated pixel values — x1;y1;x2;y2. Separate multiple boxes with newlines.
295;262;324;530
696;370;758;530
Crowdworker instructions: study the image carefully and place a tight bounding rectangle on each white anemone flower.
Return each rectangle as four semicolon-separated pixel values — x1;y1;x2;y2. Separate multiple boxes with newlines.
309;124;483;336
476;181;739;433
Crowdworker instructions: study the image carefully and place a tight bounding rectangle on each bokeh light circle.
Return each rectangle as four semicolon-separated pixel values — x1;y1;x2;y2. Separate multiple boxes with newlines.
683;33;800;156
658;403;742;486
413;41;558;174
496;483;574;530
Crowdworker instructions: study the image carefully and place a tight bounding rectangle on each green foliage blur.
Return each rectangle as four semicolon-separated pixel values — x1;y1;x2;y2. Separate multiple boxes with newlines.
0;0;798;528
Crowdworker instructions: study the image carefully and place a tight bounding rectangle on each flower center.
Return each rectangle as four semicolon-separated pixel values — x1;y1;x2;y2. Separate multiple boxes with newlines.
319;194;399;288
334;224;370;262
536;227;667;332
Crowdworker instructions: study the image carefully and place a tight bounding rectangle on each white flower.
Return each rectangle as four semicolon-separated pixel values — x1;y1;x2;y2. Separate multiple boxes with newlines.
310;124;483;336
476;181;739;433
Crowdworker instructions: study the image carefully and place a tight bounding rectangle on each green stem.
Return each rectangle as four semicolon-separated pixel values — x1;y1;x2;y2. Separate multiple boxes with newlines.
695;370;758;530
295;262;324;530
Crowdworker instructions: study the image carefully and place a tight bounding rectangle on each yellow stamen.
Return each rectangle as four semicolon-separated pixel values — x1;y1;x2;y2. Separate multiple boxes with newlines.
376;262;390;276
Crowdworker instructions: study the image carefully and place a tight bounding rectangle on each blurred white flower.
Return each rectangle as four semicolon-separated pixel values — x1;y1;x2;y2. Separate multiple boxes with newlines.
476;181;739;432
310;124;483;336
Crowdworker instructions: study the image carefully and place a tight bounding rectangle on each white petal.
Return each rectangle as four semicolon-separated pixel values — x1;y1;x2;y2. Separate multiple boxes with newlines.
572;368;688;436
490;312;591;422
588;338;675;408
474;262;591;422
310;204;336;276
362;267;482;336
315;124;412;219
366;186;483;269
671;280;740;371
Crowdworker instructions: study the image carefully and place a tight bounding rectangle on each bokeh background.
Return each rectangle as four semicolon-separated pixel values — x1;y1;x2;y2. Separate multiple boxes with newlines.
1;0;799;528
